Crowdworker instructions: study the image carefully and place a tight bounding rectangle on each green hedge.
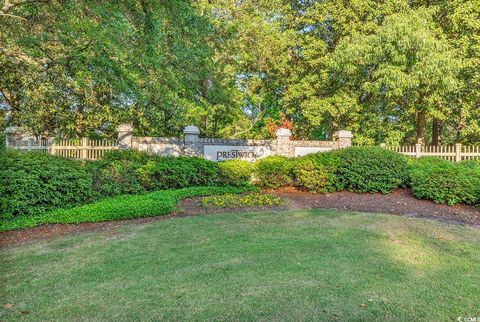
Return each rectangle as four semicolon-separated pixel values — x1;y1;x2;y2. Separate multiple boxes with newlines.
218;159;254;186
409;157;480;205
331;147;408;193
137;156;219;190
0;150;95;219
0;150;225;218
0;186;255;232
255;156;293;189
2;146;478;221
293;152;341;193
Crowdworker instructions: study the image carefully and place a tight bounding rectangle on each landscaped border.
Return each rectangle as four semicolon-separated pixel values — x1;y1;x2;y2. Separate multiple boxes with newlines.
0;186;254;232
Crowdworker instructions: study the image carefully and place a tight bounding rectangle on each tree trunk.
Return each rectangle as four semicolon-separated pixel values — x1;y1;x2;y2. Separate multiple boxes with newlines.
332;120;339;135
416;110;426;145
432;118;442;146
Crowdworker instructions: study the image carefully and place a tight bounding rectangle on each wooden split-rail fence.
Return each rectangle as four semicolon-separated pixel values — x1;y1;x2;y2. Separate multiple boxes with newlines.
8;138;118;160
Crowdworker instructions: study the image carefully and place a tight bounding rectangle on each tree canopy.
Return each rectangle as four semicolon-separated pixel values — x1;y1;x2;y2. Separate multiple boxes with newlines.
1;0;479;144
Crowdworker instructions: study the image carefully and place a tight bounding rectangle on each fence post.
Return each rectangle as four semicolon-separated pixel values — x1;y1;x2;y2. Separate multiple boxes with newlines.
415;144;422;158
455;143;462;162
50;139;56;156
81;138;88;159
27;139;32;152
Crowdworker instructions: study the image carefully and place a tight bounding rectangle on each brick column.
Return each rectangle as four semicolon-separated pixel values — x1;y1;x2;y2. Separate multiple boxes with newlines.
117;124;133;149
333;130;353;148
275;128;292;157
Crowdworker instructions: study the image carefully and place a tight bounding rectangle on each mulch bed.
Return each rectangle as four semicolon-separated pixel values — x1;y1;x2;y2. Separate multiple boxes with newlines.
1;188;479;247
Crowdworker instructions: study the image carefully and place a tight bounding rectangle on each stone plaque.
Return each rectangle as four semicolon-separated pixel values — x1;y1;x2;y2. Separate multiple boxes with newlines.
204;145;271;162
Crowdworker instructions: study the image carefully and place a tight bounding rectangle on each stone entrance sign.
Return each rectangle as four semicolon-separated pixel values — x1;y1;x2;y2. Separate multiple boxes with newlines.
114;125;352;160
204;145;272;162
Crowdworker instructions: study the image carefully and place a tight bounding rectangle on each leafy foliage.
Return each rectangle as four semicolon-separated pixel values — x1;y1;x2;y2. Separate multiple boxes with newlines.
137;157;219;190
86;149;153;196
2;0;480;144
331;147;408;193
0;186;253;232
201;193;284;208
409;158;480;205
0;150;95;219
254;156;293;189
218;159;254;186
293;153;341;193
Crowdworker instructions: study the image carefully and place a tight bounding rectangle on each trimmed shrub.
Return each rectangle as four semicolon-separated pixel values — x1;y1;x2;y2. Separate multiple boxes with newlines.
331;147;408;193
136;156;219;190
409;157;480;205
86;149;155;196
218;159;254;186
255;156;293;189
293;152;341;192
0;150;95;219
86;159;146;197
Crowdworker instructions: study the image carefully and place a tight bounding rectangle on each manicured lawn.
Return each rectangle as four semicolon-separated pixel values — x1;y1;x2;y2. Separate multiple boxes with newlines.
1;209;479;321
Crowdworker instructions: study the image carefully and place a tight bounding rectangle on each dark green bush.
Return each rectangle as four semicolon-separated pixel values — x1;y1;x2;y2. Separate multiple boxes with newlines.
0;150;95;219
331;147;408;193
255;156;293;189
218;159;254;186
409;157;480;205
136;156;219;190
86;149;156;196
293;152;341;192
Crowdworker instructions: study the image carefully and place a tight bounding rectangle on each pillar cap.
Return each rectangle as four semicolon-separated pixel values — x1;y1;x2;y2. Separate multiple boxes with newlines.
333;130;353;139
117;123;133;132
5;126;22;134
275;128;291;138
183;125;200;135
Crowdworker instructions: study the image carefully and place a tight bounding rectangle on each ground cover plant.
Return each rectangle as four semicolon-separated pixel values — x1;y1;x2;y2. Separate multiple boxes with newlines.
0;186;254;232
1;209;479;321
201;193;285;208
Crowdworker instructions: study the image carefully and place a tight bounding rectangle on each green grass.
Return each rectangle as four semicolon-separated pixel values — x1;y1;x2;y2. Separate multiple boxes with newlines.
1;209;479;321
0;186;254;232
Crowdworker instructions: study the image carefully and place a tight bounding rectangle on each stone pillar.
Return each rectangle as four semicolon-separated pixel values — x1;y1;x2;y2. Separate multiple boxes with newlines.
183;125;200;156
333;130;353;148
275;128;292;157
183;125;200;143
117;124;133;149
